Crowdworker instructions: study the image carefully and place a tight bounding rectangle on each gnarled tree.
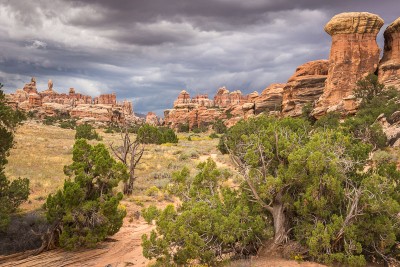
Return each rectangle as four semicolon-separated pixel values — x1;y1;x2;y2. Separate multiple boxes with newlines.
222;116;400;265
110;126;144;195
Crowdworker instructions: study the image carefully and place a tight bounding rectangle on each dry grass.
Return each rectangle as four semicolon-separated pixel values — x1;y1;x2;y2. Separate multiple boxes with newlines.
5;121;228;212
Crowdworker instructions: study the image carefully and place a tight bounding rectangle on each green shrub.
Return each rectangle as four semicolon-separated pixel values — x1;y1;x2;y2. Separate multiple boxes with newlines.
60;119;76;129
0;85;29;231
43;116;57;125
191;124;208;133
75;124;101;140
45;139;128;249
177;123;189;133
137;124;178;144
141;205;160;224
212;119;227;134
209;132;219;139
145;186;160;197
142;160;269;265
223;115;400;265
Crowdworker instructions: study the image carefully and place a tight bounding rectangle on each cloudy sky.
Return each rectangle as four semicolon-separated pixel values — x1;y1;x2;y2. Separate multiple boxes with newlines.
0;0;399;115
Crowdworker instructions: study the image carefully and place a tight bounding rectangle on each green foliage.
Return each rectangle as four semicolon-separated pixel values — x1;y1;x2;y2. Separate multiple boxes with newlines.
224;115;400;265
75;123;102;140
177;123;189;133
225;110;233;119
212;119;227;134
137;124;178;144
141;205;160;224
59;119;76;129
0;84;29;231
340;75;399;149
0;173;30;231
191;124;208;133
45;139;128;249
142;159;270;265
217;135;228;154
43;113;75;128
301;103;316;124
354;73;385;104
209;132;219;139
314;112;340;129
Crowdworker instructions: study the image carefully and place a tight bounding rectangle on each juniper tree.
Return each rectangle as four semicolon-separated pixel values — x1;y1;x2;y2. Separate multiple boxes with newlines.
0;83;29;231
45;139;128;249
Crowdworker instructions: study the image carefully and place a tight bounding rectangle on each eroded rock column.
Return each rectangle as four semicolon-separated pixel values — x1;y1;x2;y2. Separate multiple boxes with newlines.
379;17;400;88
313;12;384;118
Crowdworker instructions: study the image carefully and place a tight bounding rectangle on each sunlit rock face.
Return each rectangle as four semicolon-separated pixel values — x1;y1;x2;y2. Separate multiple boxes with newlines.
379;17;400;89
313;12;384;118
282;60;328;117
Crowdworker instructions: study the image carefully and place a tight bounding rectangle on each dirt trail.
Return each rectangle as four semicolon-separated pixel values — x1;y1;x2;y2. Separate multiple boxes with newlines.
1;205;153;267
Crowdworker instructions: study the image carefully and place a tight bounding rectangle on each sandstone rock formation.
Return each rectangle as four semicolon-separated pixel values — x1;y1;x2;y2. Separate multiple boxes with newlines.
6;78;139;124
145;112;160;126
313;12;384;118
255;84;285;115
377;113;400;147
173;90;191;108
282;60;328;117
379;17;400;89
94;93;117;105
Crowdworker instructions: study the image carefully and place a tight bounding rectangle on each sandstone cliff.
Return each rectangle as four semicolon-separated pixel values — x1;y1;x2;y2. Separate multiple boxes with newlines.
313;12;384;118
379;17;400;89
282;60;328;117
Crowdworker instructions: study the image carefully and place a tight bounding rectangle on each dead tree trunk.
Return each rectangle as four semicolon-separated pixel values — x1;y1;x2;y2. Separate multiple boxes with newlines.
110;127;144;195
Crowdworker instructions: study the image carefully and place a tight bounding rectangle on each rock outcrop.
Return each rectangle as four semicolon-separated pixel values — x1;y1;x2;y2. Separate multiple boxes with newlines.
282;60;329;117
255;84;285;115
313;12;384;118
164;90;225;129
6;78;139;124
146;112;160;126
379;18;400;89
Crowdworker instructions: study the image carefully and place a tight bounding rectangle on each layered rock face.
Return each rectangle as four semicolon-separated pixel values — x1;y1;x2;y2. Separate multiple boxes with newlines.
313;12;384;118
282;60;329;117
164;90;225;129
255;84;285;115
6;78;139;124
379;18;400;88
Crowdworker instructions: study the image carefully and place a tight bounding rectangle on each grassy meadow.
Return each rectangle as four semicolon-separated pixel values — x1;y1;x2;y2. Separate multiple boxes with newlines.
4;120;235;212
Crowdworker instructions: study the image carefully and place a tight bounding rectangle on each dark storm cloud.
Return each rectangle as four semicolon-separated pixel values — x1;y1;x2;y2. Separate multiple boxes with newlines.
0;0;399;115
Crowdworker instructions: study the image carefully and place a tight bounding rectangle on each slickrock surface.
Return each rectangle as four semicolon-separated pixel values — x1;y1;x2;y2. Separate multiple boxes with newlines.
379;17;400;88
313;12;384;118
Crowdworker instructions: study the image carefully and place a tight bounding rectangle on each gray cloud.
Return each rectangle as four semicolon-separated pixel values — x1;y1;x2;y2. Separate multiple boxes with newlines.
0;0;399;115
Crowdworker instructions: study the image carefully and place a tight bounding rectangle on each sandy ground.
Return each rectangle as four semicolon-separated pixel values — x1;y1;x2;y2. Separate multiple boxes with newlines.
0;200;153;267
